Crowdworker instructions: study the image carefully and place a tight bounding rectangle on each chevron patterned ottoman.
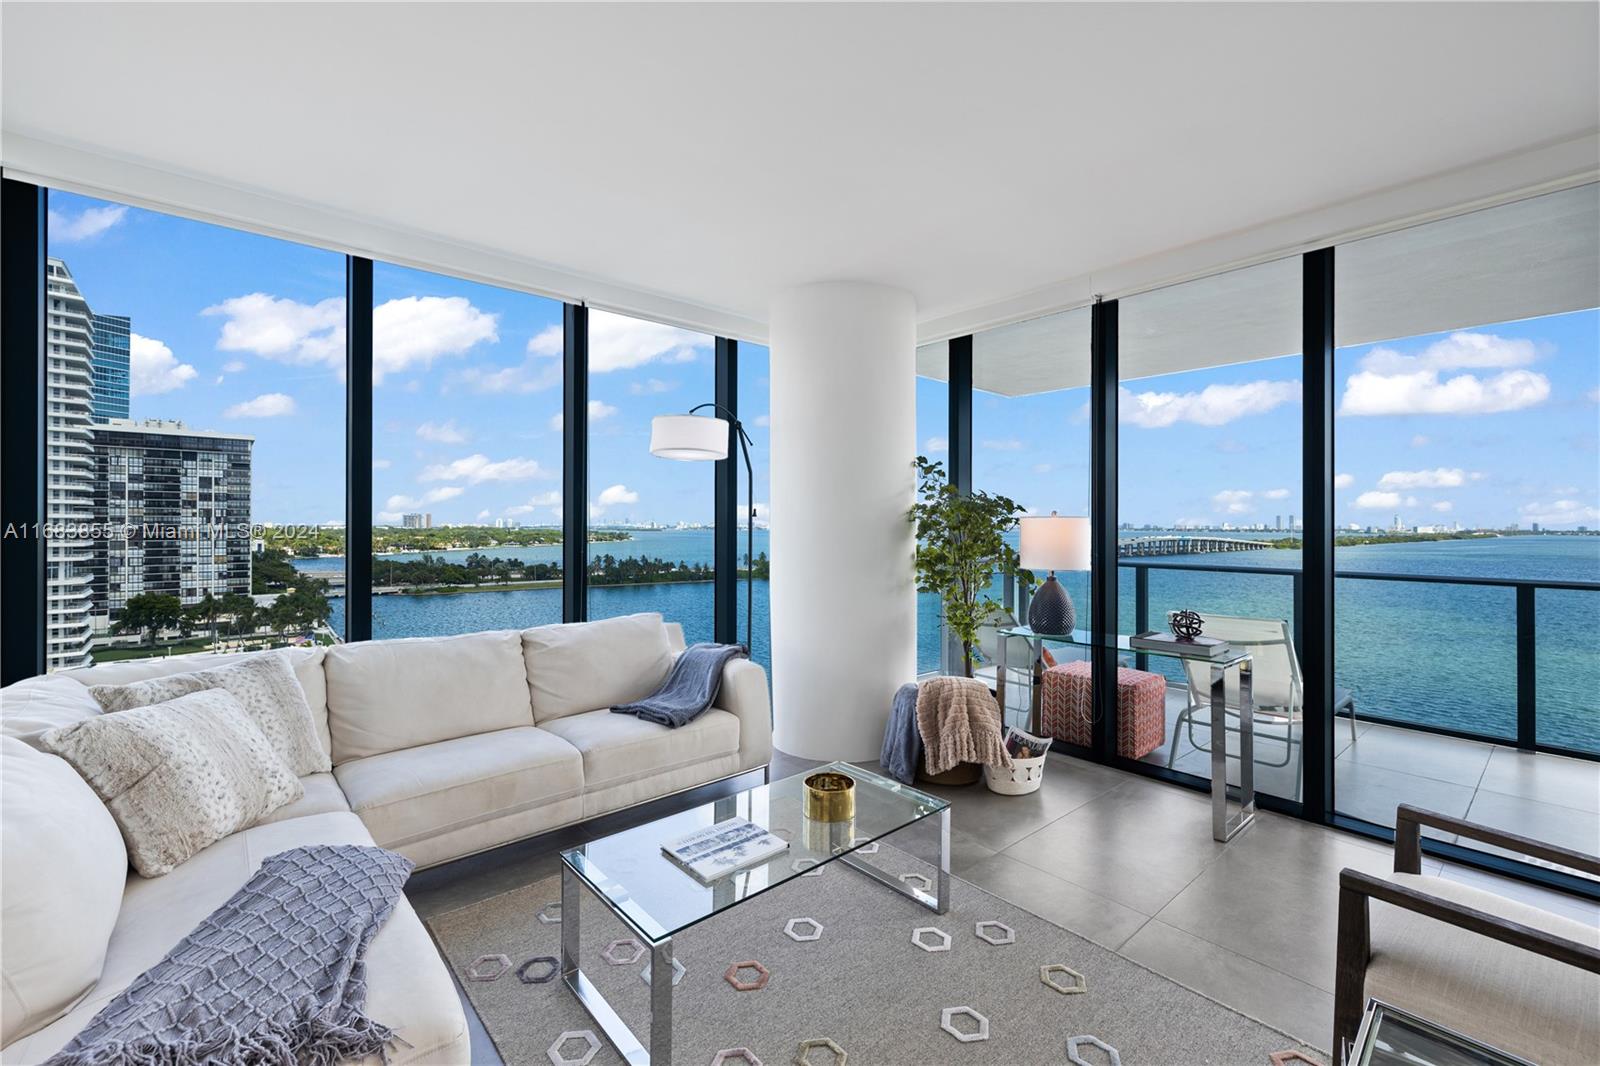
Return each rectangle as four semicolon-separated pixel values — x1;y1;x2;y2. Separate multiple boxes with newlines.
1040;659;1166;759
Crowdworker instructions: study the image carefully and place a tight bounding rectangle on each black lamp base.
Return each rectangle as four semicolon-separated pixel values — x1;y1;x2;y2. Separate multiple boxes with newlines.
1027;573;1076;635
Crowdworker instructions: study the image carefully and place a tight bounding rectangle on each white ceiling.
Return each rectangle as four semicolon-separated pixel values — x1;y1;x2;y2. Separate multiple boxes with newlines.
3;3;1597;339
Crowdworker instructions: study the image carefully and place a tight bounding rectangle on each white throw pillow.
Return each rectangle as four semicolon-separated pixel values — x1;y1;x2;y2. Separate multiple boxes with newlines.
41;689;303;877
522;612;675;723
0;736;127;1046
0;673;103;750
88;652;330;776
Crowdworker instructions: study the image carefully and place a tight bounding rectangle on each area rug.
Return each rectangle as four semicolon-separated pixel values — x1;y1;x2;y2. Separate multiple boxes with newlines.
426;845;1326;1066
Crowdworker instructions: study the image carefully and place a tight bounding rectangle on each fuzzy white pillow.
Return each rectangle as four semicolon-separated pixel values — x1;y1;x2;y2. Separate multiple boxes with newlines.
89;652;329;776
42;689;303;877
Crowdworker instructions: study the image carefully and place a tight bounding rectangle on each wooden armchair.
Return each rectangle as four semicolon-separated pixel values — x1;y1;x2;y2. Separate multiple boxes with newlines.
1335;805;1600;1064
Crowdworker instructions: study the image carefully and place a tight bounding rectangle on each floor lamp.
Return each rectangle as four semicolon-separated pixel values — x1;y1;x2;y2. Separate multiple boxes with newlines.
649;404;755;652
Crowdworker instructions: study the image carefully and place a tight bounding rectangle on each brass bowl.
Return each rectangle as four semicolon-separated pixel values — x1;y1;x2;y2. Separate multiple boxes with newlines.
802;771;856;822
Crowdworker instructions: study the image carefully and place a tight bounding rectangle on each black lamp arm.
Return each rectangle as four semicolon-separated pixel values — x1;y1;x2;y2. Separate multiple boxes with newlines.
687;401;756;653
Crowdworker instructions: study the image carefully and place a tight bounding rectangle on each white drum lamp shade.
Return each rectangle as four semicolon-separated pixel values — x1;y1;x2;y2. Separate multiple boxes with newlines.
1019;513;1091;572
650;414;729;461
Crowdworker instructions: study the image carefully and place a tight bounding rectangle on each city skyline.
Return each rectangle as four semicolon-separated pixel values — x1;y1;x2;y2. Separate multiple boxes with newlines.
48;190;1599;533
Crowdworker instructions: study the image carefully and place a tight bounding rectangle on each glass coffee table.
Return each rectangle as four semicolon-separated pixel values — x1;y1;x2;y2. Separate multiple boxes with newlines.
559;761;950;1065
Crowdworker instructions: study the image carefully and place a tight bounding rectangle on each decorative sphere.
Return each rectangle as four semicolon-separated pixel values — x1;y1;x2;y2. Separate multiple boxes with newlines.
1169;609;1204;640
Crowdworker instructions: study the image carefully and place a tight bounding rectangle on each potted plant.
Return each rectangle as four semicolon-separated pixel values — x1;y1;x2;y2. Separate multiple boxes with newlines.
908;456;1024;678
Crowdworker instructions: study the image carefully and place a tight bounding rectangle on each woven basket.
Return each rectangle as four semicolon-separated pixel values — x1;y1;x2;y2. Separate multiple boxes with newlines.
983;753;1047;795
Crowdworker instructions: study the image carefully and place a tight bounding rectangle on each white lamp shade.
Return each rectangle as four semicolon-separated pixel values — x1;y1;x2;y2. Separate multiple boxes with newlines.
1019;513;1091;571
650;414;729;461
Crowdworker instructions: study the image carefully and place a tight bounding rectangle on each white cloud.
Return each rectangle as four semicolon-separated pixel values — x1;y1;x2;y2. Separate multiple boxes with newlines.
1377;468;1473;490
923;436;948;454
1410;435;1430;448
589;483;639;519
629;378;677;395
1519;500;1600;527
477;509;492;520
203;293;497;382
385;486;464;511
374;296;498;381
583;311;710;372
527;324;563;357
1032;463;1053;475
548;401;617;432
416;419;468;443
419;453;552;484
460;357;562;394
224;392;296;418
505;491;563;517
1261;488;1290;500
221;359;247;374
1212;489;1254;514
1354;490;1403;509
372;458;392;470
128;333;197;395
1121;380;1300;428
752;414;771;428
981;438;1023;451
1339;331;1548;417
47;204;128;242
1334;473;1354;489
1431;501;1454;513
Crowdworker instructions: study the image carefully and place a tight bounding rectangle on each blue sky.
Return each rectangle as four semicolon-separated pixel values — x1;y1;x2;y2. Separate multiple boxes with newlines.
47;190;772;527
50;190;1596;532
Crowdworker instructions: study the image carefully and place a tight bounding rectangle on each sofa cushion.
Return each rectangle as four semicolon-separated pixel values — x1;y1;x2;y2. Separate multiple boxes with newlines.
253;772;351;827
522;613;675;724
323;630;533;763
334;726;583;850
0;738;127;1047
1366;871;1600;1065
539;707;740;790
0;674;103;751
0;811;468;1066
88;652;329;776
56;646;332;759
41;689;303;877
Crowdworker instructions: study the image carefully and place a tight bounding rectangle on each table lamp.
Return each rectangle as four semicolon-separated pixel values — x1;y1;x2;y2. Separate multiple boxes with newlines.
649;405;755;652
1019;512;1090;635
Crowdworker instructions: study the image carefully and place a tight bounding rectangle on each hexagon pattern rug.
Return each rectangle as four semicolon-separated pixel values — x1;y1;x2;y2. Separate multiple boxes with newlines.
426;843;1326;1065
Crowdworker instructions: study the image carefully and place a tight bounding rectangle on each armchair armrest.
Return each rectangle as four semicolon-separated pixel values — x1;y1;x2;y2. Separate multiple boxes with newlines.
1393;804;1600;877
716;657;771;773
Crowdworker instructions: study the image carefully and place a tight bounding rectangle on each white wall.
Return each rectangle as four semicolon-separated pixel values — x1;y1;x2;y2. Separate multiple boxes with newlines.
768;282;917;761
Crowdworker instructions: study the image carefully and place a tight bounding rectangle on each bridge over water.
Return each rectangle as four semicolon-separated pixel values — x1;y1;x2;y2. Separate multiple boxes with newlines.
1118;535;1271;556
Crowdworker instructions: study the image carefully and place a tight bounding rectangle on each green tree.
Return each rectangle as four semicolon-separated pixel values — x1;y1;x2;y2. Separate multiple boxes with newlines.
112;593;185;647
252;547;300;593
184;592;223;647
908;456;1023;677
221;592;257;642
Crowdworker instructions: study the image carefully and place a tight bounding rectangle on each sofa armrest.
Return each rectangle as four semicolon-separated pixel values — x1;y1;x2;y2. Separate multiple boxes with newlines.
716;658;771;773
1393;804;1600;877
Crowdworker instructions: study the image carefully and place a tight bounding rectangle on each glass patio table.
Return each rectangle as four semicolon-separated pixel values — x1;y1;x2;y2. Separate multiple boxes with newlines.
996;625;1256;843
559;761;950;1065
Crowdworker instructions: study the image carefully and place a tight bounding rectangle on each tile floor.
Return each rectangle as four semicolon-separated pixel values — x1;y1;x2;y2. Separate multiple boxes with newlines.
407;746;1599;1063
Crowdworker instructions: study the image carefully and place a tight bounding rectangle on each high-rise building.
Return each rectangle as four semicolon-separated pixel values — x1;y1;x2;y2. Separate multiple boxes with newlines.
89;419;254;629
43;259;97;670
424;513;433;528
1275;514;1282;531
402;513;425;529
90;313;131;421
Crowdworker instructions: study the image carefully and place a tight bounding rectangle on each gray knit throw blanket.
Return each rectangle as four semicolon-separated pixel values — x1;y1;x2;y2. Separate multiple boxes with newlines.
46;844;414;1066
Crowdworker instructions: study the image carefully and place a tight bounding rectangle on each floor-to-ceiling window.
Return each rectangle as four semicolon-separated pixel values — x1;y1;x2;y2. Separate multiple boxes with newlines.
736;343;772;673
43;190;344;667
367;263;564;639
1118;258;1305;800
913;357;949;675
585;309;717;643
1332;184;1600;851
970;309;1093;732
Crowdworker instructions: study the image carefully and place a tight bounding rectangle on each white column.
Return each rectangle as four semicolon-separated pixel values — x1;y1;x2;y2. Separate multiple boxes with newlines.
768;282;917;761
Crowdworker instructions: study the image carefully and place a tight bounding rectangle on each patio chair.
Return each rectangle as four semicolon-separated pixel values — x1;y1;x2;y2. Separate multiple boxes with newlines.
1165;613;1357;801
969;604;1036;716
1334;805;1600;1063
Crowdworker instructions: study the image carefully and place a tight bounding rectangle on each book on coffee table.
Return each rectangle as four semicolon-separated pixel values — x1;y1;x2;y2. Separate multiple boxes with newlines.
662;818;789;883
1129;631;1234;658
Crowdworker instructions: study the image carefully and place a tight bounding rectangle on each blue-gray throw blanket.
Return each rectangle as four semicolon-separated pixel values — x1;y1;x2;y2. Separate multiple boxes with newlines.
880;682;924;785
613;642;747;728
46;844;413;1066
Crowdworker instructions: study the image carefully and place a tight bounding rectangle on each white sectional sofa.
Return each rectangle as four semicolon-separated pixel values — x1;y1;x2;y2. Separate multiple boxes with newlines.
0;612;771;1065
